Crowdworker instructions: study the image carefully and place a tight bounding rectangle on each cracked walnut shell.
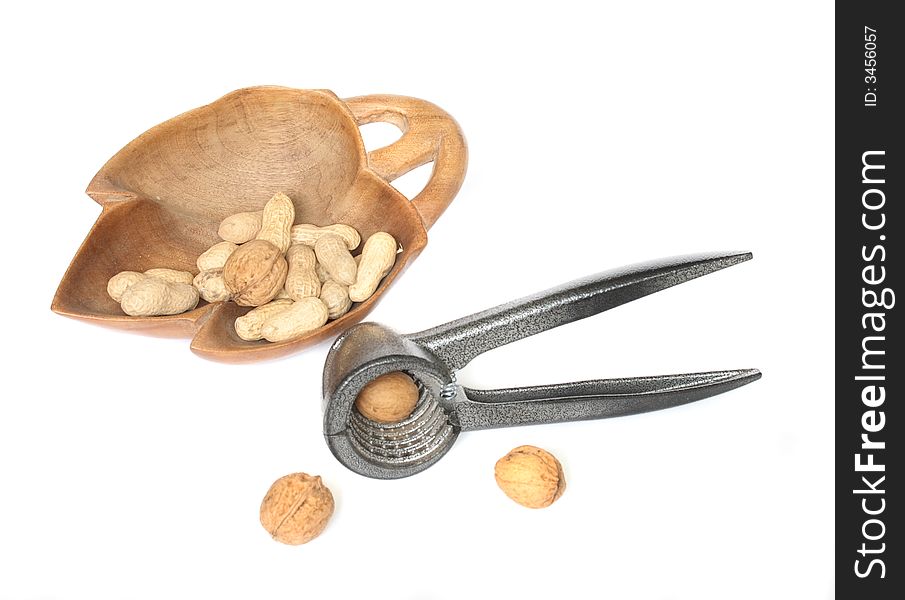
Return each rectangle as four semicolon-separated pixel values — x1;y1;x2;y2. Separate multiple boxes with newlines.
260;472;334;545
494;445;566;509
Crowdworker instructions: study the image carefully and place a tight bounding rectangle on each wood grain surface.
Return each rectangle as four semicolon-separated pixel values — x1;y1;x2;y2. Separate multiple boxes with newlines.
51;87;467;362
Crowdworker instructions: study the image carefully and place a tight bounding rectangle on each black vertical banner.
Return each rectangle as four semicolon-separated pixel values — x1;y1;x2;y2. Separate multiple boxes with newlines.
837;2;902;597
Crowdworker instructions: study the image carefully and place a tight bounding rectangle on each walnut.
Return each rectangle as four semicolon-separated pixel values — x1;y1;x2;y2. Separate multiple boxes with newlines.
494;445;566;509
222;239;288;307
260;473;334;545
354;372;420;423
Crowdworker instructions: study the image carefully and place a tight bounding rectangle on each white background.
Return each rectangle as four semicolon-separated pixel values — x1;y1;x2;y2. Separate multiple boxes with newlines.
0;2;833;599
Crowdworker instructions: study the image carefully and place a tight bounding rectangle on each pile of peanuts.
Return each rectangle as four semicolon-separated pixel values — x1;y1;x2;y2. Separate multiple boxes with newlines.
106;192;397;343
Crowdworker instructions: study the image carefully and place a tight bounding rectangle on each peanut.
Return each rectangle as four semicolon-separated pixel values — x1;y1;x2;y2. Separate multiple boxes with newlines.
142;268;194;286
107;271;146;302
316;245;360;283
234;299;293;341
319;279;352;320
105;191;372;346
120;278;199;317
349;232;397;302
193;269;231;303
107;269;194;302
314;234;357;286
260;297;329;342
285;245;320;300
256;192;294;254
222;240;288;307
218;210;263;244
290;223;360;250
196;241;238;271
315;260;330;283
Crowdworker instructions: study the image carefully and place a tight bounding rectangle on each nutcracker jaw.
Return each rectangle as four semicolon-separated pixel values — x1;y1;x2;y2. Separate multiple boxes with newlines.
323;252;760;479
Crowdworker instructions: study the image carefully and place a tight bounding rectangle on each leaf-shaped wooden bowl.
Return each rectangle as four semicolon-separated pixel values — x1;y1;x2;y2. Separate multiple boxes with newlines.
51;87;467;362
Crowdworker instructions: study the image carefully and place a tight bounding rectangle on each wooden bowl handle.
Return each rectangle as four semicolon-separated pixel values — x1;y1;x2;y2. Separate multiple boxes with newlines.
343;95;467;229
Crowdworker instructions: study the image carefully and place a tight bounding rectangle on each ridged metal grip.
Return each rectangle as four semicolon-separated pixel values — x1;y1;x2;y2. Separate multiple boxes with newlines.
347;378;454;466
323;252;760;479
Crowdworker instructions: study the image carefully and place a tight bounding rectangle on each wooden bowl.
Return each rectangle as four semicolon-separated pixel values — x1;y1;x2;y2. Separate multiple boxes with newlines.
51;87;467;362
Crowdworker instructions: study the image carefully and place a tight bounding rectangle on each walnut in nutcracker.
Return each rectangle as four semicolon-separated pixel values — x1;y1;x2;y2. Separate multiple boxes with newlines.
354;371;420;423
